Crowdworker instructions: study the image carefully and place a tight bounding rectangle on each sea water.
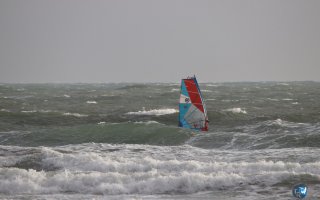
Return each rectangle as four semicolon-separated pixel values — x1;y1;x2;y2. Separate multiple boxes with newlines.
0;82;319;199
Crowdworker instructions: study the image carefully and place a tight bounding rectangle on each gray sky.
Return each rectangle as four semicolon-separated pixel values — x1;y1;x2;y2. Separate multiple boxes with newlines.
0;0;319;83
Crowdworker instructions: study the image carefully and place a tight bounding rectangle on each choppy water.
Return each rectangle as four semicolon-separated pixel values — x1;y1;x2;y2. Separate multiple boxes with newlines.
0;82;320;199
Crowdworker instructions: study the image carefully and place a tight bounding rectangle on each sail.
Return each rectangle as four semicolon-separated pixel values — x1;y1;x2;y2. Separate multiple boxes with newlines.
178;76;208;131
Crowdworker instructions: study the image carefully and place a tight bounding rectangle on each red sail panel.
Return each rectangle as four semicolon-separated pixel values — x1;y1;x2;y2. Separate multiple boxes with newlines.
183;79;204;113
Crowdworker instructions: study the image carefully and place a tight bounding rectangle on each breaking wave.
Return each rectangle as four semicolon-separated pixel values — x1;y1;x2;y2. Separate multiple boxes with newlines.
224;108;247;114
86;101;97;104
20;110;56;114
126;108;178;116
0;108;10;112
62;113;88;117
201;89;212;92
133;121;161;125
0;144;319;195
170;88;180;92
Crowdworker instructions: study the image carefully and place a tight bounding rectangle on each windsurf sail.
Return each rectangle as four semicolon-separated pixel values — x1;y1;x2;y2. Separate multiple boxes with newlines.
178;75;209;131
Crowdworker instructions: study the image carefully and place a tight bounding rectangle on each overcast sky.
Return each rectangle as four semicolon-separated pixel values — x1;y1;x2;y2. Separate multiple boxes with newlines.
0;0;319;83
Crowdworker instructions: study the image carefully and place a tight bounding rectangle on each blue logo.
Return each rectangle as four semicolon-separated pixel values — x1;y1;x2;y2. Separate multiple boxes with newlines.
292;184;308;199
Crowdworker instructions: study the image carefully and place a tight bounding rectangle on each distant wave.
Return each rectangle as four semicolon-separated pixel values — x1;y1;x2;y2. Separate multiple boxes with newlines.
268;118;307;128
267;98;279;101
21;110;37;113
273;118;283;125
282;98;294;101
171;88;180;92
86;101;97;104
126;108;178;116
96;122;124;126
101;94;116;97
172;88;212;92
224;108;247;114
222;99;240;102
21;110;54;113
277;83;290;86
63;112;88;117
168;83;180;86
2;95;33;99
18;110;94;118
201;89;212;92
206;84;219;87
133;121;160;125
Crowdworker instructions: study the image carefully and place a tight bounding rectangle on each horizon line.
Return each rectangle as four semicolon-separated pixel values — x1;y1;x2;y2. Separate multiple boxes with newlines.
0;80;319;84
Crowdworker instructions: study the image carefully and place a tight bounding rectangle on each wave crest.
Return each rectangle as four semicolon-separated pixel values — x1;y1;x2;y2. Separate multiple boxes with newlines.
224;108;247;114
62;113;88;117
126;108;178;116
1;145;320;195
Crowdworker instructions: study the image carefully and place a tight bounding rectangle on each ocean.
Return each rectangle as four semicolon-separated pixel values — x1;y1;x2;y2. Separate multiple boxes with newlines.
0;82;319;199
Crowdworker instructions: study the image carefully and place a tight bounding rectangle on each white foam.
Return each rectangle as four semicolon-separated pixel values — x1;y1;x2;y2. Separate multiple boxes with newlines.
267;98;279;101
268;119;307;128
222;99;239;102
63;94;70;98
282;98;293;101
21;110;56;114
224;108;247;114
0;108;10;112
1;145;320;195
201;89;212;92
21;110;37;113
97;122;121;125
134;121;160;125
63;113;88;117
171;88;180;92
206;84;219;87
40;110;53;113
126;108;178;116
274;118;283;125
168;83;180;86
101;94;116;97
86;101;97;104
277;83;290;86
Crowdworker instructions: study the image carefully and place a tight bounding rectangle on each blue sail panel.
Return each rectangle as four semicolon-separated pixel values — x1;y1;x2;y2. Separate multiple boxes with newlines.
180;80;189;97
178;103;191;128
179;79;192;128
